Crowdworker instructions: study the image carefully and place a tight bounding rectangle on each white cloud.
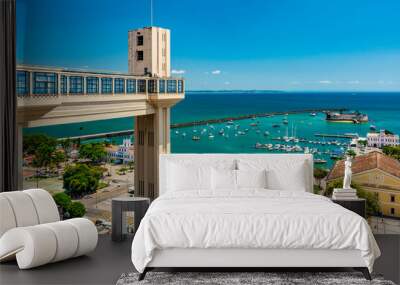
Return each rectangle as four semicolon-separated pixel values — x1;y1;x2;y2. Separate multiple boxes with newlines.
347;80;360;84
224;81;230;85
318;80;332;84
211;70;221;75
171;69;186;75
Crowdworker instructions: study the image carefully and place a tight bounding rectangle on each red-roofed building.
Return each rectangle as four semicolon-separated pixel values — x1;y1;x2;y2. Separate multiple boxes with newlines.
327;151;400;218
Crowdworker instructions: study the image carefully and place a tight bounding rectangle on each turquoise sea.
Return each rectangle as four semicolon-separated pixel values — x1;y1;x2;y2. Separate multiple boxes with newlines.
25;92;400;169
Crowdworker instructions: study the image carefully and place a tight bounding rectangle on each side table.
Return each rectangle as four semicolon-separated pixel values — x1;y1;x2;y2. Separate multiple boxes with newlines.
111;197;150;241
332;198;366;218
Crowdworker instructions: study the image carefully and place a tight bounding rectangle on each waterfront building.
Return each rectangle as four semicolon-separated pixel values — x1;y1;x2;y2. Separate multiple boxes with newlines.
349;137;381;156
16;26;185;199
325;111;368;123
367;130;399;148
326;151;400;218
106;138;134;164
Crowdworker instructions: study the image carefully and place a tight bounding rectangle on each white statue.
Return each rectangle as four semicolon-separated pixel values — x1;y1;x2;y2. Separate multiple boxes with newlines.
343;155;353;189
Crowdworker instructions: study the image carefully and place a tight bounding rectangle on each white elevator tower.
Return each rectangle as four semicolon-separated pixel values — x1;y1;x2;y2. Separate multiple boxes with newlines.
128;27;171;77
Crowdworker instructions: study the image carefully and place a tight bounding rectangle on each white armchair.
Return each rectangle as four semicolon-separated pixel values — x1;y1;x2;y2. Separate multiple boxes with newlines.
0;189;98;269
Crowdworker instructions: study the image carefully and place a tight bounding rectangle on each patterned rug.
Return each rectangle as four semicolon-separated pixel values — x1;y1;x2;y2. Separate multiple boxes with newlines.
116;271;395;285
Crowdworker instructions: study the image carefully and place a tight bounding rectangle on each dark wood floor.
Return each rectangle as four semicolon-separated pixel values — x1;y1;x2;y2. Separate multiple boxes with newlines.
0;235;134;285
1;235;399;285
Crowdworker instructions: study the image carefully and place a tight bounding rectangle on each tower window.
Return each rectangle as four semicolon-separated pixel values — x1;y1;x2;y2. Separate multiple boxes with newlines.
114;78;125;93
16;71;29;95
137;35;143;46
391;195;395;203
390;208;395;215
137;51;144;61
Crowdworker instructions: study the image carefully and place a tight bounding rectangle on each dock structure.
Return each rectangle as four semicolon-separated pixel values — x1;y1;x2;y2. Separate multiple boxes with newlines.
170;108;346;129
315;133;358;139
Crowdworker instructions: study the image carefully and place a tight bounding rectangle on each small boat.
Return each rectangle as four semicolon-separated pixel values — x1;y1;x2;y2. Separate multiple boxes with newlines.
314;159;327;164
250;123;258;127
370;125;377;131
227;120;234;125
192;136;200;141
256;130;261;134
182;132;186;137
264;131;270;136
219;129;225;135
310;112;317;116
283;119;288;125
175;130;179;134
272;124;280;128
208;134;214;139
255;143;264;149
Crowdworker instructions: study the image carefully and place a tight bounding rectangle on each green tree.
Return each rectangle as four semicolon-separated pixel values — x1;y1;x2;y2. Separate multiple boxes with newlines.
346;149;356;157
325;180;380;217
23;134;57;155
33;143;56;172
382;146;400;161
54;151;66;169
63;164;102;198
79;143;107;164
68;202;86;217
53;192;72;209
60;138;72;160
314;168;329;188
358;140;367;147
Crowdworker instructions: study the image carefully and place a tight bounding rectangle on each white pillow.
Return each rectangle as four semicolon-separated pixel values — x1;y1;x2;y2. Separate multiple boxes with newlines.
237;158;309;191
266;161;308;191
167;163;212;191
236;169;268;189
212;168;237;190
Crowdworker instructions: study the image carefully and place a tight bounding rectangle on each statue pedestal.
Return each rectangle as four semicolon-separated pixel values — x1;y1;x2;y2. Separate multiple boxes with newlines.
332;188;358;200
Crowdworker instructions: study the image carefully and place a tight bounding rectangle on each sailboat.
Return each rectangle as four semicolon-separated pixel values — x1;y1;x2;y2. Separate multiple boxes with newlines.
293;125;299;143
283;126;289;142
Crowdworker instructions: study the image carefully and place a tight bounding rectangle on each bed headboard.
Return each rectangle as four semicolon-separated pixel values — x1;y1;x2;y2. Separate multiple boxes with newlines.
159;153;314;195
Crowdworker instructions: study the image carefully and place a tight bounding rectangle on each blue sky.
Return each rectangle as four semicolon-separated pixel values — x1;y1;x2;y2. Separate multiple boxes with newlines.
17;0;400;91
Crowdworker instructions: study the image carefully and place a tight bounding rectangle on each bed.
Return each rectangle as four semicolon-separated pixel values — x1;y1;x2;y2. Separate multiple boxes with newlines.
131;154;380;280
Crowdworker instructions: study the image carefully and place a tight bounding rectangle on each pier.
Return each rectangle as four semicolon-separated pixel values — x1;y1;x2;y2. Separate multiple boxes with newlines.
314;133;358;139
170;108;346;129
58;129;134;141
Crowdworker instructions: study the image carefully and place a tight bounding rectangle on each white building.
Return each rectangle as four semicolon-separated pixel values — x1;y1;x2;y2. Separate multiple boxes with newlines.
367;130;399;148
107;138;134;164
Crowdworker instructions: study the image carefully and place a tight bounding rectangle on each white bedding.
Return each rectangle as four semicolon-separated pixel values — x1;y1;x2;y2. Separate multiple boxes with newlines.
131;190;380;273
